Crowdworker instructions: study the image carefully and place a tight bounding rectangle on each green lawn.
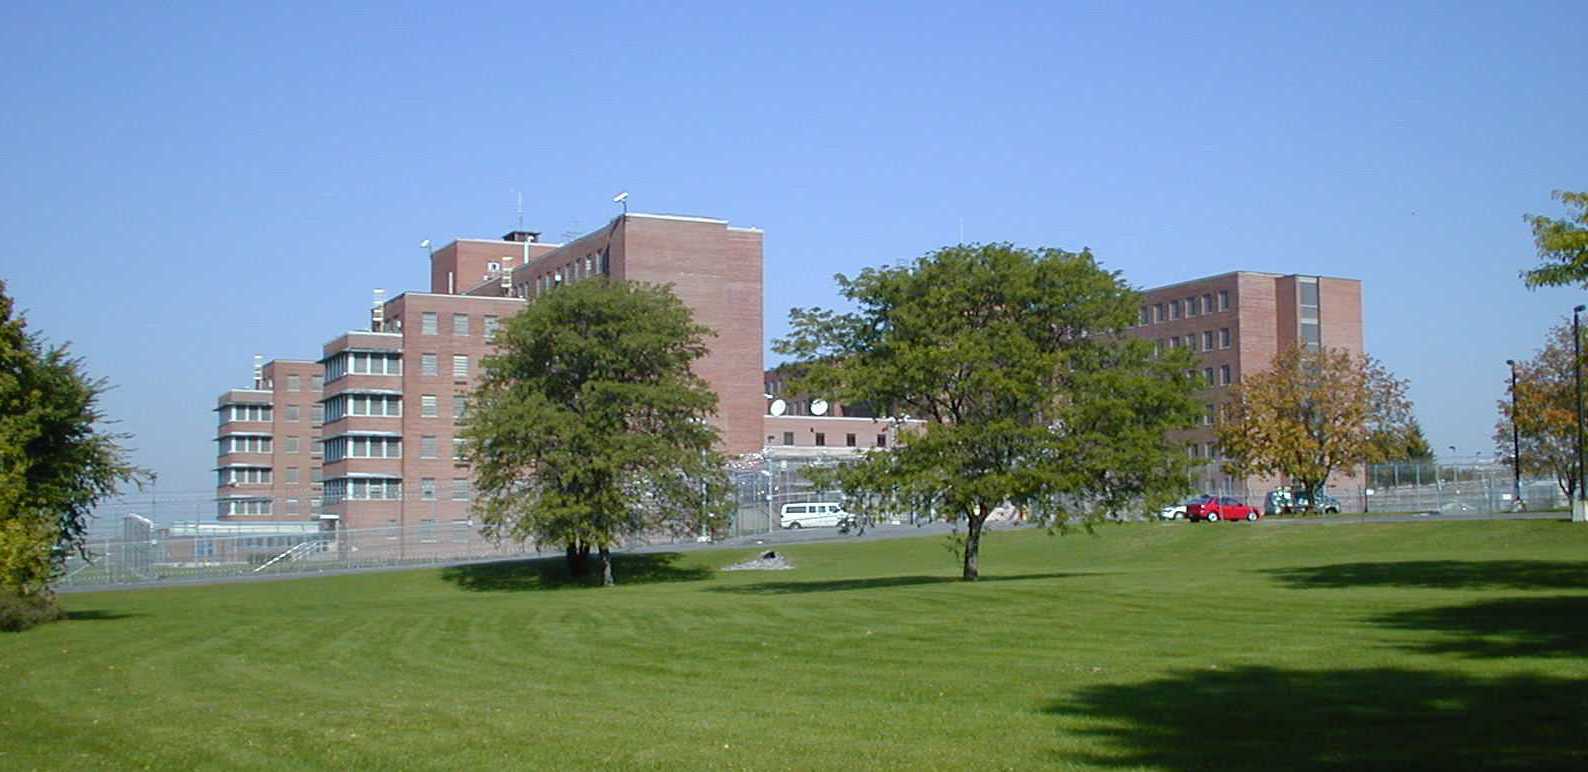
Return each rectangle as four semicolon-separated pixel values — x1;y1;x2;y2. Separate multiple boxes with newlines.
4;521;1586;770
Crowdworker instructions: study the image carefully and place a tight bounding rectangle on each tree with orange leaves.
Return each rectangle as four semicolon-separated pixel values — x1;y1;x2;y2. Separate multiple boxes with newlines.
1493;319;1581;500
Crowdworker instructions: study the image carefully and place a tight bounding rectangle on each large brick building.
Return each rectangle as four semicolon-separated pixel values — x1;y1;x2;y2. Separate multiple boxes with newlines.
213;212;765;529
213;359;323;520
1132;271;1365;497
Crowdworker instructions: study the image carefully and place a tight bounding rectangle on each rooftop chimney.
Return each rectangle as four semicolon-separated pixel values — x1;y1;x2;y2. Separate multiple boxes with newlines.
371;289;386;332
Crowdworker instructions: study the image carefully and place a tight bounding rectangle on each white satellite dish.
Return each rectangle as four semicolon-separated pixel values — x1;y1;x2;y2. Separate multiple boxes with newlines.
810;398;829;416
769;399;787;416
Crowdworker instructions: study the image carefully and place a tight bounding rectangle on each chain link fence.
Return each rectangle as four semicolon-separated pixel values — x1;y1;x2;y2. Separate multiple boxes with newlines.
1356;461;1567;514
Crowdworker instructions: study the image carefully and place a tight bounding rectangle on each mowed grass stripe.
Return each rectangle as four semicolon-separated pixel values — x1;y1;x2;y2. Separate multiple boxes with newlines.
3;520;1586;769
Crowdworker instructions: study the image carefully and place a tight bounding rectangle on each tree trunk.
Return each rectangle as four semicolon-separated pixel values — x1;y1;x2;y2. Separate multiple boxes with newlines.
599;546;614;587
962;505;987;581
566;540;591;577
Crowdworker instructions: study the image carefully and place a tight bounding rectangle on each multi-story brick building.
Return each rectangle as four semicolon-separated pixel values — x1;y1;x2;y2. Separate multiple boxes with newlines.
316;292;527;530
213;211;768;531
213;359;324;521
1132;271;1364;497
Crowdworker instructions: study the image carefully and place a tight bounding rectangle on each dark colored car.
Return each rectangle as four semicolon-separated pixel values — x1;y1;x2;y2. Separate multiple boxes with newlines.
1187;496;1260;522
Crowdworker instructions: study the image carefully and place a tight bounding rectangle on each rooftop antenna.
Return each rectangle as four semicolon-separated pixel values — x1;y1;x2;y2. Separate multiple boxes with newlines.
612;191;629;215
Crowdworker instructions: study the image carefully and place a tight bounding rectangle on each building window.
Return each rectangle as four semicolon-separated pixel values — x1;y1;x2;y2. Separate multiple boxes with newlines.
1218;290;1230;311
421;478;436;500
324;477;402;502
222;404;273;424
1203;293;1214;313
452;438;466;460
845;433;857;447
285;404;299;421
1139;307;1150;326
322;436;401;461
284;436;300;453
1203;330;1215;350
782;432;794;446
422;312;438;335
815;432;826;447
453;354;469;379
285;467;300;483
287;374;301;392
1170;300;1182;320
452;313;470;336
1204;404;1216;426
312;467;323;483
421;394;439;417
1188;296;1201;316
324;352;401;382
1299;277;1321;351
1220;328;1232;349
484;315;499;341
421;435;438;459
223;435;272;454
311;439;323;457
1154;303;1165;323
322;394;401;422
876;434;887;448
219;467;272;486
1203;367;1215;386
421;353;438;376
312;404;325;426
1185;335;1197;352
451;478;471;501
286;498;299;514
1220;365;1232;386
310;375;323;391
453;395;468;421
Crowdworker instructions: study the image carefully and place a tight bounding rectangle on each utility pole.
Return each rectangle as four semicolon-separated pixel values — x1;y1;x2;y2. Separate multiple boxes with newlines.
1507;359;1522;510
1576;305;1586;522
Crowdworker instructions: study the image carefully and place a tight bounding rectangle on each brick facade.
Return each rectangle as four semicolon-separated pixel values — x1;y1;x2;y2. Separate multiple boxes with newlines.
1133;271;1365;499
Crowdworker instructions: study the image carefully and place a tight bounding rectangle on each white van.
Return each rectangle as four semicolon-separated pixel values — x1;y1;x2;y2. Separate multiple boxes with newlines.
780;502;850;529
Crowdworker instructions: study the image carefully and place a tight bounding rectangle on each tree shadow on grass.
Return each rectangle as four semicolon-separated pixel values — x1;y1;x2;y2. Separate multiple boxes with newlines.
1045;666;1588;770
441;552;712;592
64;609;139;621
709;572;1083;595
1262;560;1588;591
1370;595;1588;659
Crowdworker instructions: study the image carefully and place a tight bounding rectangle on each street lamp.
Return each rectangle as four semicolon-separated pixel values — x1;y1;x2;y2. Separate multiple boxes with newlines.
1576;305;1586;515
1506;359;1521;509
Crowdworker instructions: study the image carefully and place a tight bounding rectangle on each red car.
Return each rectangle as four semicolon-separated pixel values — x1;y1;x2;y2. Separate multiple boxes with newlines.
1187;496;1260;522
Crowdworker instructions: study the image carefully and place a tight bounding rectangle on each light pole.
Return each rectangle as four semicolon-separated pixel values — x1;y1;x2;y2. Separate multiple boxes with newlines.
1576;305;1586;519
1507;360;1522;509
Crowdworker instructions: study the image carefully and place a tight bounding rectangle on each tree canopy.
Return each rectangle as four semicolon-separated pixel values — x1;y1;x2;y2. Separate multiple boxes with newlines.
1;280;144;625
775;243;1201;580
1216;346;1412;511
1493;319;1581;501
461;279;730;586
1520;190;1588;289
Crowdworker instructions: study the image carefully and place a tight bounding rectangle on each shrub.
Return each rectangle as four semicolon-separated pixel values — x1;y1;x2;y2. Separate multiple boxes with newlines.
0;588;64;632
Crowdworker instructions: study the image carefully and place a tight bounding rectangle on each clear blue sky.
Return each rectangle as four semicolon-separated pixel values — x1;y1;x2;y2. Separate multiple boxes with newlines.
3;2;1585;518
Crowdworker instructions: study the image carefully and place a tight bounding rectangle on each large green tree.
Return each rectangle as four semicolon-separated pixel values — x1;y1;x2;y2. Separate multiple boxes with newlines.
1;280;145;625
1216;346;1413;512
775;243;1201;580
1520;190;1588;289
462;279;730;586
